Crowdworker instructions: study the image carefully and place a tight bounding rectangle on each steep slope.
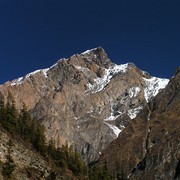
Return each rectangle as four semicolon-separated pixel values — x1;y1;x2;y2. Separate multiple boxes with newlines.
0;126;76;179
97;67;180;179
0;47;169;163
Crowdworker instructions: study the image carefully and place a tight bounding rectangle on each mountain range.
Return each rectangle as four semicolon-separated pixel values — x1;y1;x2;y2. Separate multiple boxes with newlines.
0;47;179;179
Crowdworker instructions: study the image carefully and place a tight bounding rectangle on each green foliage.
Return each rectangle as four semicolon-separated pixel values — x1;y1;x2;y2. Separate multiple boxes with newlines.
0;94;47;154
0;92;18;133
89;162;112;180
0;93;118;179
47;143;86;176
0;93;87;177
25;166;45;179
2;159;15;178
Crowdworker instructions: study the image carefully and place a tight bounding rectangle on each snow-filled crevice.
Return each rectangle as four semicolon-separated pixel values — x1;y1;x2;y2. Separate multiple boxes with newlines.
104;102;125;137
104;122;123;138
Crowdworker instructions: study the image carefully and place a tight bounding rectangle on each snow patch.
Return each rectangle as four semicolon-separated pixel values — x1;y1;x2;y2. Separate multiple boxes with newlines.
81;50;91;55
75;65;91;73
49;58;67;69
143;77;169;102
50;62;58;69
104;102;123;121
25;68;49;79
104;122;121;137
42;68;49;78
11;77;23;86
104;114;120;121
88;63;129;93
128;106;143;119
129;87;141;98
11;68;49;86
81;48;98;55
10;58;66;86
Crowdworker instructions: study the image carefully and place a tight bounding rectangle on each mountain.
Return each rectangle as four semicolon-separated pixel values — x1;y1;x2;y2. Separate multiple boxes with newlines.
0;47;169;163
97;67;180;179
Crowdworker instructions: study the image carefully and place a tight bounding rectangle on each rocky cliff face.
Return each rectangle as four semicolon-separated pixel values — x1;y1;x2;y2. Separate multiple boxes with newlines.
97;67;180;179
0;47;169;163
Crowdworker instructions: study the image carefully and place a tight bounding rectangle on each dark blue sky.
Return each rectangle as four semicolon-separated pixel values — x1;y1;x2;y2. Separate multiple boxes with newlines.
0;0;179;84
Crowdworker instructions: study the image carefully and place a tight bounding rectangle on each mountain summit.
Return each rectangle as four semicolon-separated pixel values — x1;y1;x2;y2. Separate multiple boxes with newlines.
0;47;169;163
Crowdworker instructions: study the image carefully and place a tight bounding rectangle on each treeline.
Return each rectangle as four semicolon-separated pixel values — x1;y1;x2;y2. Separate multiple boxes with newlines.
0;92;86;178
0;92;115;179
0;92;46;153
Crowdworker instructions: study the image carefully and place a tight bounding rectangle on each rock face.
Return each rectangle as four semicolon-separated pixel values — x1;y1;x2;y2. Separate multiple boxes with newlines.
0;47;169;163
97;67;180;179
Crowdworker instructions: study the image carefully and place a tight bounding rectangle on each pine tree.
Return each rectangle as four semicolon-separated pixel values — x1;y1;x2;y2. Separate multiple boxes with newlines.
2;92;18;133
19;104;32;140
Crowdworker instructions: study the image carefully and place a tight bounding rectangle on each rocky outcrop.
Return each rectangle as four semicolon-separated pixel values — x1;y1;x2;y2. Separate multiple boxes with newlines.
0;47;169;163
97;67;180;179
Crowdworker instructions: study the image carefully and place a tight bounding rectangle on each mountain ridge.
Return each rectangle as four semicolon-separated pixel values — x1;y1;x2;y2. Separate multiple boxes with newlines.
97;66;180;179
0;47;169;163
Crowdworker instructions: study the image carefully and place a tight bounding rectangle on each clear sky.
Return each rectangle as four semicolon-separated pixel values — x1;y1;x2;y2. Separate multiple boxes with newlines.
0;0;179;84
